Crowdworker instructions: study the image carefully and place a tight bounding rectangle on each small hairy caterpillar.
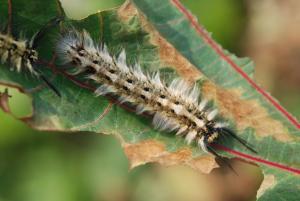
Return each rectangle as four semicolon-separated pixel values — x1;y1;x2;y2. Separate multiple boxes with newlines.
0;33;38;74
0;0;61;96
57;29;256;166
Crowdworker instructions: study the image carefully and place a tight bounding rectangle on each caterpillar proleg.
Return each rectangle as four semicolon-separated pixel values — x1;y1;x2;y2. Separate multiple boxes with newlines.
57;29;257;165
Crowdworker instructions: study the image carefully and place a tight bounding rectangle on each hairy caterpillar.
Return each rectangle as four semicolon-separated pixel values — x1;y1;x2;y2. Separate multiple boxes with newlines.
57;29;256;165
0;32;38;74
0;0;61;96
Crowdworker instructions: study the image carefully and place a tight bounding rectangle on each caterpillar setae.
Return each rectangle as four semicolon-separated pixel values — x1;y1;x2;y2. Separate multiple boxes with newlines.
0;32;38;74
57;29;256;166
0;0;61;96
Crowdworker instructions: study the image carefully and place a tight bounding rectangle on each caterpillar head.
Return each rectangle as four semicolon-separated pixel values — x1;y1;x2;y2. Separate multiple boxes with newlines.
27;49;38;63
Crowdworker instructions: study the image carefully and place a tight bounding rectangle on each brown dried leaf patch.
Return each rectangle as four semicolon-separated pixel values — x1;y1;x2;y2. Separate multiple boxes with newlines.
202;82;293;142
257;174;276;198
123;139;217;174
21;115;64;131
117;0;138;21
117;1;201;83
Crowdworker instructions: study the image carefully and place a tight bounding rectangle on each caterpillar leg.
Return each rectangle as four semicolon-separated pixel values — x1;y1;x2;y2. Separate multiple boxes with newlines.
199;135;238;175
29;17;63;97
39;73;61;97
30;16;63;49
33;67;61;97
218;128;257;154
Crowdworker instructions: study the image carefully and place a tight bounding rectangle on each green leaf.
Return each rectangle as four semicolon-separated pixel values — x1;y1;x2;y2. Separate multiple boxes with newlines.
131;0;300;200
0;0;299;200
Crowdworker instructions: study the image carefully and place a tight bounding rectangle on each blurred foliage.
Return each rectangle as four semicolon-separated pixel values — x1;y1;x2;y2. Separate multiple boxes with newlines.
181;0;247;53
244;0;300;119
60;0;124;19
0;0;298;201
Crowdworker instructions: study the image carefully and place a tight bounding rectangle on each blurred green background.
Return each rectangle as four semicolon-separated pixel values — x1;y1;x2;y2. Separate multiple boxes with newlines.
0;0;299;201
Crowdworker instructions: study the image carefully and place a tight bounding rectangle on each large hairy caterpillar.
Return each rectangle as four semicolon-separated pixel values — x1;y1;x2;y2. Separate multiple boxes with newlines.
0;0;61;96
57;29;256;167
